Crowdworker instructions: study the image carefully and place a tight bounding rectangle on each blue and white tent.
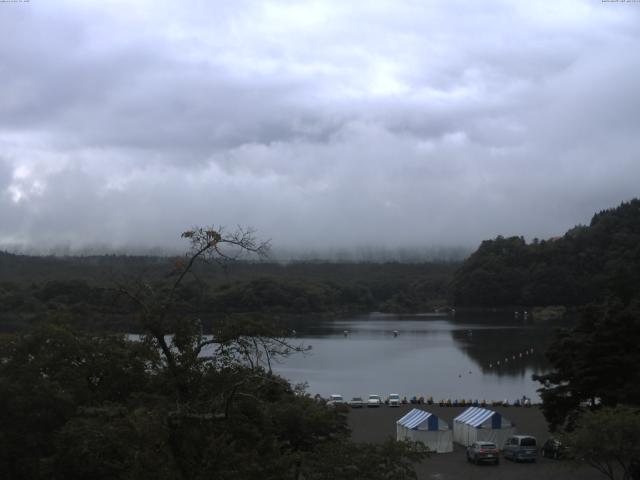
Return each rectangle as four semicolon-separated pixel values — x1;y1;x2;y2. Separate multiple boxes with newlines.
396;409;453;453
453;407;515;447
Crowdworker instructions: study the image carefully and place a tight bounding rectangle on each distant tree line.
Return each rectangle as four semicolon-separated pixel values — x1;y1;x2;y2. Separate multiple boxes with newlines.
0;257;456;332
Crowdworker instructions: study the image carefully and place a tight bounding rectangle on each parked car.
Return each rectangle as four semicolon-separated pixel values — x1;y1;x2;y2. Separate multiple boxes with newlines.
349;396;364;408
541;438;565;459
327;394;345;406
388;393;401;407
466;441;500;465
503;435;538;462
367;394;383;407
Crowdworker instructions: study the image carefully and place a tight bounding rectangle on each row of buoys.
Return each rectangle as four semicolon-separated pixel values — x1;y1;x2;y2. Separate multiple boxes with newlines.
314;395;536;407
488;347;535;369
436;398;533;407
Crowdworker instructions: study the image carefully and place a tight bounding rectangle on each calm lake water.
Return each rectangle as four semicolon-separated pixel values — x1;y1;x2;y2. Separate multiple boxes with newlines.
274;313;563;402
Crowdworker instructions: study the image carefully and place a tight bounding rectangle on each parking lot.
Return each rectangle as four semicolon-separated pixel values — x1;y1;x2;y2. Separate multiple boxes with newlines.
348;404;602;480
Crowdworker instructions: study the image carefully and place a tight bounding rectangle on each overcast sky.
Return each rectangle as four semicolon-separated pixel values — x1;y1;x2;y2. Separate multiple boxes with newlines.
1;0;639;255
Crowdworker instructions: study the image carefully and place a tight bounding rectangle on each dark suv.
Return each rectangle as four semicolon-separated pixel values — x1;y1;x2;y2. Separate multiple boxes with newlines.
503;435;537;462
466;441;500;465
541;438;565;459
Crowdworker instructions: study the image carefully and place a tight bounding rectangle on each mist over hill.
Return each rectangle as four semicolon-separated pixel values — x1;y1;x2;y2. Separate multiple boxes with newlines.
267;245;471;263
0;244;471;264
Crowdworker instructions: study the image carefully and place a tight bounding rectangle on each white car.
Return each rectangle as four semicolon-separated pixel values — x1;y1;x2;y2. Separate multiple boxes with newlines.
367;394;383;407
388;393;401;407
327;394;345;406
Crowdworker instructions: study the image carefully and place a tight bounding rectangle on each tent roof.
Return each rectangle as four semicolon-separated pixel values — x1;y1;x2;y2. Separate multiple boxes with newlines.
454;407;497;427
397;409;433;429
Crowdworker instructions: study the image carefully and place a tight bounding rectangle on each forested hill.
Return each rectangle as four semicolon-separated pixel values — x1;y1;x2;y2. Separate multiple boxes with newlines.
452;199;640;307
0;252;457;332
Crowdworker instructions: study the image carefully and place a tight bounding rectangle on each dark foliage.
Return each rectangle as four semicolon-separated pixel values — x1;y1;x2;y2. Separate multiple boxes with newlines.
535;297;640;431
0;227;428;479
560;406;640;480
0;259;456;333
452;199;640;307
0;320;427;480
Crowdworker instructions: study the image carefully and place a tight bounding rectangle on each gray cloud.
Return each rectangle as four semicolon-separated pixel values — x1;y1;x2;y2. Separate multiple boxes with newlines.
1;0;639;254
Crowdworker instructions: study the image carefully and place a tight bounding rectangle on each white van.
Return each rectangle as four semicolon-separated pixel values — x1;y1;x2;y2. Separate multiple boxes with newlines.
388;393;401;407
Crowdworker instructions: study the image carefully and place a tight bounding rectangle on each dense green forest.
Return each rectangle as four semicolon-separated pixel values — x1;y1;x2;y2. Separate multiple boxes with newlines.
2;205;640;478
0;228;427;479
452;199;640;307
0;252;456;332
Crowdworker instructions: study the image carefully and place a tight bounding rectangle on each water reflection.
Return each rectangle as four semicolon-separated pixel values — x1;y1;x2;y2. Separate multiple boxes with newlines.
450;327;549;377
274;313;566;401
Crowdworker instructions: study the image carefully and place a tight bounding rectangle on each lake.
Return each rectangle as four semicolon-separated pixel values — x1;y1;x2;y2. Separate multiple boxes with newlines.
274;312;564;402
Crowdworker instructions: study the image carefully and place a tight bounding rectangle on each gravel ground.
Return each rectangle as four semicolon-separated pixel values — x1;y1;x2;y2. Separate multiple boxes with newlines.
348;404;602;480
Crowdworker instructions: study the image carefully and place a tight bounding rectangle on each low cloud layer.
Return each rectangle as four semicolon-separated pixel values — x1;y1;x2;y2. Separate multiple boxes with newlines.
1;0;639;254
